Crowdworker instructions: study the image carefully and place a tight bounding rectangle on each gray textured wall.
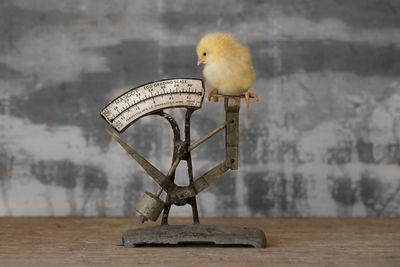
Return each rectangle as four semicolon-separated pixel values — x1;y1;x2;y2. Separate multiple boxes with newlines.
1;0;400;217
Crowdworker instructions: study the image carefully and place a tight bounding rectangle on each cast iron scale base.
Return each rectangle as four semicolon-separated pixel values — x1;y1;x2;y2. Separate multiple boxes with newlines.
123;225;266;248
100;78;266;248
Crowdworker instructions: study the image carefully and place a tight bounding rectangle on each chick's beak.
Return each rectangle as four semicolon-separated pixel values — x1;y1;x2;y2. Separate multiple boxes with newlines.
197;58;206;66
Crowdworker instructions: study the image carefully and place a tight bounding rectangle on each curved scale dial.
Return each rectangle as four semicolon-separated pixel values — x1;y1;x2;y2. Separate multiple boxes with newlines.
101;78;205;132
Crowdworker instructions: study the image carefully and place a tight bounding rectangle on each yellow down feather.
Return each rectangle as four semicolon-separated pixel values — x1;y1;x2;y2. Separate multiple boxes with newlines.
196;32;256;96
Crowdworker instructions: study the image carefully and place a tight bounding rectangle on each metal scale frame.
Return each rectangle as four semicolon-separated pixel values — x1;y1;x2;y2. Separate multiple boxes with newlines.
101;78;266;248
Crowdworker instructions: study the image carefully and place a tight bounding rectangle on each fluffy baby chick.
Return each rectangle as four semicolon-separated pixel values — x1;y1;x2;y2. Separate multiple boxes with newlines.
196;32;258;107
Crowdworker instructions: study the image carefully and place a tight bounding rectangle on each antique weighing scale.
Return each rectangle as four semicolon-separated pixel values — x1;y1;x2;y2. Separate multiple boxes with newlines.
100;78;266;248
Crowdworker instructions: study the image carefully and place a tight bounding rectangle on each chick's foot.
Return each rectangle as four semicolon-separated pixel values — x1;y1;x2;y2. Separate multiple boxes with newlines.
245;91;259;108
208;88;219;103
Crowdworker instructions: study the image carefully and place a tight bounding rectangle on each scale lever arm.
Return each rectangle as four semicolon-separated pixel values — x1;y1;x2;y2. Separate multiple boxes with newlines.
175;162;229;199
105;128;179;195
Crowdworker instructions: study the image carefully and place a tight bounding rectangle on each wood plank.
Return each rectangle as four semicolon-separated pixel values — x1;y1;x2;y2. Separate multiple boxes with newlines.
0;217;399;267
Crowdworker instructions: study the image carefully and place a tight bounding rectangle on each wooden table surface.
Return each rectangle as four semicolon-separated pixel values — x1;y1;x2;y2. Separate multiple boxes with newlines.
0;217;399;266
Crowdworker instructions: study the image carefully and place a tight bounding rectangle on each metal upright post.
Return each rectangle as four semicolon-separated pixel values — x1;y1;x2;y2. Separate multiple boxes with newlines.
225;97;240;170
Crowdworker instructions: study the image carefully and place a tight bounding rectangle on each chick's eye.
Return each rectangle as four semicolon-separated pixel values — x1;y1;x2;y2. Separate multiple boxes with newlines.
203;52;207;56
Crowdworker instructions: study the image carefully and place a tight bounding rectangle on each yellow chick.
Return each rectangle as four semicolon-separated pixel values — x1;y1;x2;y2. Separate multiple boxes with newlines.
196;32;258;107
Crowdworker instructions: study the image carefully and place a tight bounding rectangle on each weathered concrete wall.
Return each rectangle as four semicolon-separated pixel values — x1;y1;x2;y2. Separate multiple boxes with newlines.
1;0;400;216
